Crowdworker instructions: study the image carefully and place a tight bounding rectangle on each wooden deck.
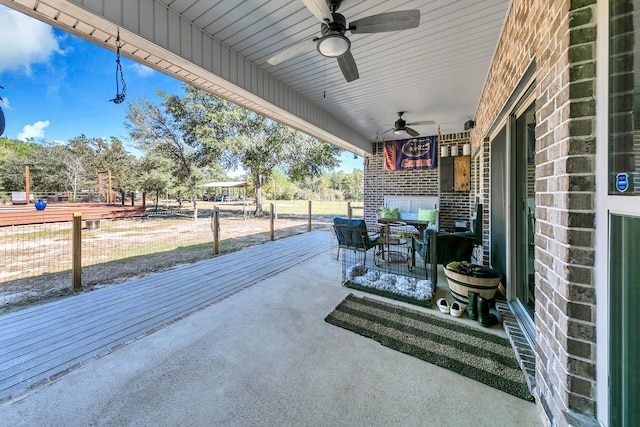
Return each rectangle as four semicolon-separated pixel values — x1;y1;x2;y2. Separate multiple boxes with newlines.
0;230;332;401
0;203;146;227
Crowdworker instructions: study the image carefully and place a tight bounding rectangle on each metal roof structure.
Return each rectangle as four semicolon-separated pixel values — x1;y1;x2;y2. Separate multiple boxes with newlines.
200;181;247;188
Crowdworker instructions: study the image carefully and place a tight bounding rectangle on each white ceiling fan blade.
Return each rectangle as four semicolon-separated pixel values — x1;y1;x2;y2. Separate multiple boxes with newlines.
301;0;332;23
406;120;436;126
349;10;421;34
267;37;316;65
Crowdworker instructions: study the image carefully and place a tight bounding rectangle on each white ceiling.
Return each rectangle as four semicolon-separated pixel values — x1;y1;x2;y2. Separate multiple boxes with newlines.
2;0;511;153
158;0;511;139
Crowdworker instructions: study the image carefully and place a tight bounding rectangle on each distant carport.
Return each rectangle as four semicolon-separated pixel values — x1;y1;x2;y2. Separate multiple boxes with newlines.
200;181;247;200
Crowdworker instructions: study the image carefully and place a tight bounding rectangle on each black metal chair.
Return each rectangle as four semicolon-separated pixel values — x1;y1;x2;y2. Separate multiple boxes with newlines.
333;218;379;266
412;204;483;268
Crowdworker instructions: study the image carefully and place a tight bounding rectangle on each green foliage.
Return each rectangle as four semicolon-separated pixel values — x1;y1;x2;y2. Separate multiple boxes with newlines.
222;107;341;214
0;138;35;192
0;137;34;157
138;153;175;210
0;85;362;205
125;84;231;218
68;135;139;193
0;139;74;193
324;169;363;201
0;134;139;197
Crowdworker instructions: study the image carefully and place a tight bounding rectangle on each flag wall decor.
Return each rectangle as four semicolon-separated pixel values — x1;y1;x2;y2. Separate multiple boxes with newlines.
383;135;437;171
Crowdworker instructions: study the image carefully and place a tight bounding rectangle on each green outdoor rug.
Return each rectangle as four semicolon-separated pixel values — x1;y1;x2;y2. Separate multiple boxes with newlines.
324;293;534;402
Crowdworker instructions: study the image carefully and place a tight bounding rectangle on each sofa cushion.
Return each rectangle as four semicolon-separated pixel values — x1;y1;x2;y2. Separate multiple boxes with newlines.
399;212;418;221
380;207;399;219
418;208;437;224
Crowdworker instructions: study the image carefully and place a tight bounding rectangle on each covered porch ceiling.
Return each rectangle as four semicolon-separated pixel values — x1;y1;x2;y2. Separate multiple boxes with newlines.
1;0;511;156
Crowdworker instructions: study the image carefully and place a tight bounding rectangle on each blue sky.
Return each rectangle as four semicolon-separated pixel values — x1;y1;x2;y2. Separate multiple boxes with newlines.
0;6;362;173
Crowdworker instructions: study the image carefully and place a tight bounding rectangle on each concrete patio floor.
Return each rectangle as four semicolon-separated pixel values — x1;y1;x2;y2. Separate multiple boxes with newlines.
0;248;543;426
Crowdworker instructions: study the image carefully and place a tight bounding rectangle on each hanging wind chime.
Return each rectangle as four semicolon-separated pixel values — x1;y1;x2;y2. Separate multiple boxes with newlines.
109;31;127;104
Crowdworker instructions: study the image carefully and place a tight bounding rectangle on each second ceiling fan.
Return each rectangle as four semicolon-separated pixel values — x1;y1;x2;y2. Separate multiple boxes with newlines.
382;112;435;138
267;0;421;82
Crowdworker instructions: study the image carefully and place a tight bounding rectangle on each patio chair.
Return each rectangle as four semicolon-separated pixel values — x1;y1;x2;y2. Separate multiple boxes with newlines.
333;217;379;266
412;204;483;267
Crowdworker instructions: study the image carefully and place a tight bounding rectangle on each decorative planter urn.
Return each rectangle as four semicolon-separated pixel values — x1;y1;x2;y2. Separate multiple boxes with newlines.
444;261;502;303
34;199;47;211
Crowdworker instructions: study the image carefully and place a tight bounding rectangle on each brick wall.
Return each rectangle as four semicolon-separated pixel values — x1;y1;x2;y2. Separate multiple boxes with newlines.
363;132;473;232
470;0;598;425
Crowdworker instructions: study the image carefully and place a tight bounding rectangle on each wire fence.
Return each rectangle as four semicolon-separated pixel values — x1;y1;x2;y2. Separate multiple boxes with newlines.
0;201;363;313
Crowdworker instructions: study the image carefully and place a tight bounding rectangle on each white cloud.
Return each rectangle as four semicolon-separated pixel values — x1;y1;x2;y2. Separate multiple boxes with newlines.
18;120;50;141
131;63;155;77
0;97;9;109
0;8;63;74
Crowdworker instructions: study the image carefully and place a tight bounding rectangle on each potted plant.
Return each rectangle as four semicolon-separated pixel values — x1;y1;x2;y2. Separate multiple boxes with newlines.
443;261;502;303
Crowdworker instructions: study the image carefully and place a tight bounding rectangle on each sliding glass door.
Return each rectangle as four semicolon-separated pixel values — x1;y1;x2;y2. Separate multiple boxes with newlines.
514;103;536;319
489;94;536;341
606;1;640;423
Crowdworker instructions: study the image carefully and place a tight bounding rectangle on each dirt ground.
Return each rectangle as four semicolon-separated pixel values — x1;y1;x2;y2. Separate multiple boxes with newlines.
0;213;335;315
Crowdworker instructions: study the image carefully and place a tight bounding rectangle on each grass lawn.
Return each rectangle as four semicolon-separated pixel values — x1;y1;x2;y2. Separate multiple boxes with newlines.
171;199;364;217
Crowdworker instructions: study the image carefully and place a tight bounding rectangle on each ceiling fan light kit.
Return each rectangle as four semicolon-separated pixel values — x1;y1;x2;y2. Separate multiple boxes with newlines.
317;34;350;57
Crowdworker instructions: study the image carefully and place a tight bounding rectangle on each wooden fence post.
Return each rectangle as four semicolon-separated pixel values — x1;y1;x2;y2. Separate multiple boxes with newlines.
108;171;113;202
131;192;135;206
25;165;30;204
308;200;312;232
142;191;146;207
347;202;352;219
270;203;275;241
72;213;82;291
211;207;220;255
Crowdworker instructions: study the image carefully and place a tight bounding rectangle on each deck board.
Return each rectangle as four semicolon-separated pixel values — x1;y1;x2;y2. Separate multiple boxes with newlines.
0;230;333;399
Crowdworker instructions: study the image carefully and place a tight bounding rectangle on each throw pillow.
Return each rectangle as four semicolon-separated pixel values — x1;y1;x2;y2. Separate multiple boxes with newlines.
418;208;437;224
380;207;399;219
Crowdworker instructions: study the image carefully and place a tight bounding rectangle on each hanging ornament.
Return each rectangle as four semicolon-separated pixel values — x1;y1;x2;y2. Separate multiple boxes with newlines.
109;31;127;104
0;85;5;137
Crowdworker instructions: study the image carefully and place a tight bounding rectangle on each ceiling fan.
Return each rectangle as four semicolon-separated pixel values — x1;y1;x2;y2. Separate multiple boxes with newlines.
267;0;420;82
381;112;435;137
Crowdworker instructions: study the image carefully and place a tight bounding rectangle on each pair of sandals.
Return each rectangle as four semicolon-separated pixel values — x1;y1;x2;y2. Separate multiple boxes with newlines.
436;298;464;317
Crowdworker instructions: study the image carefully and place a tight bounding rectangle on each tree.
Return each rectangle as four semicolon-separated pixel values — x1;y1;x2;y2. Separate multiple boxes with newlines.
138;153;175;211
126;84;341;217
226;110;341;215
0;137;37;193
64;154;86;200
67;135;139;198
125;85;229;219
343;169;364;201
